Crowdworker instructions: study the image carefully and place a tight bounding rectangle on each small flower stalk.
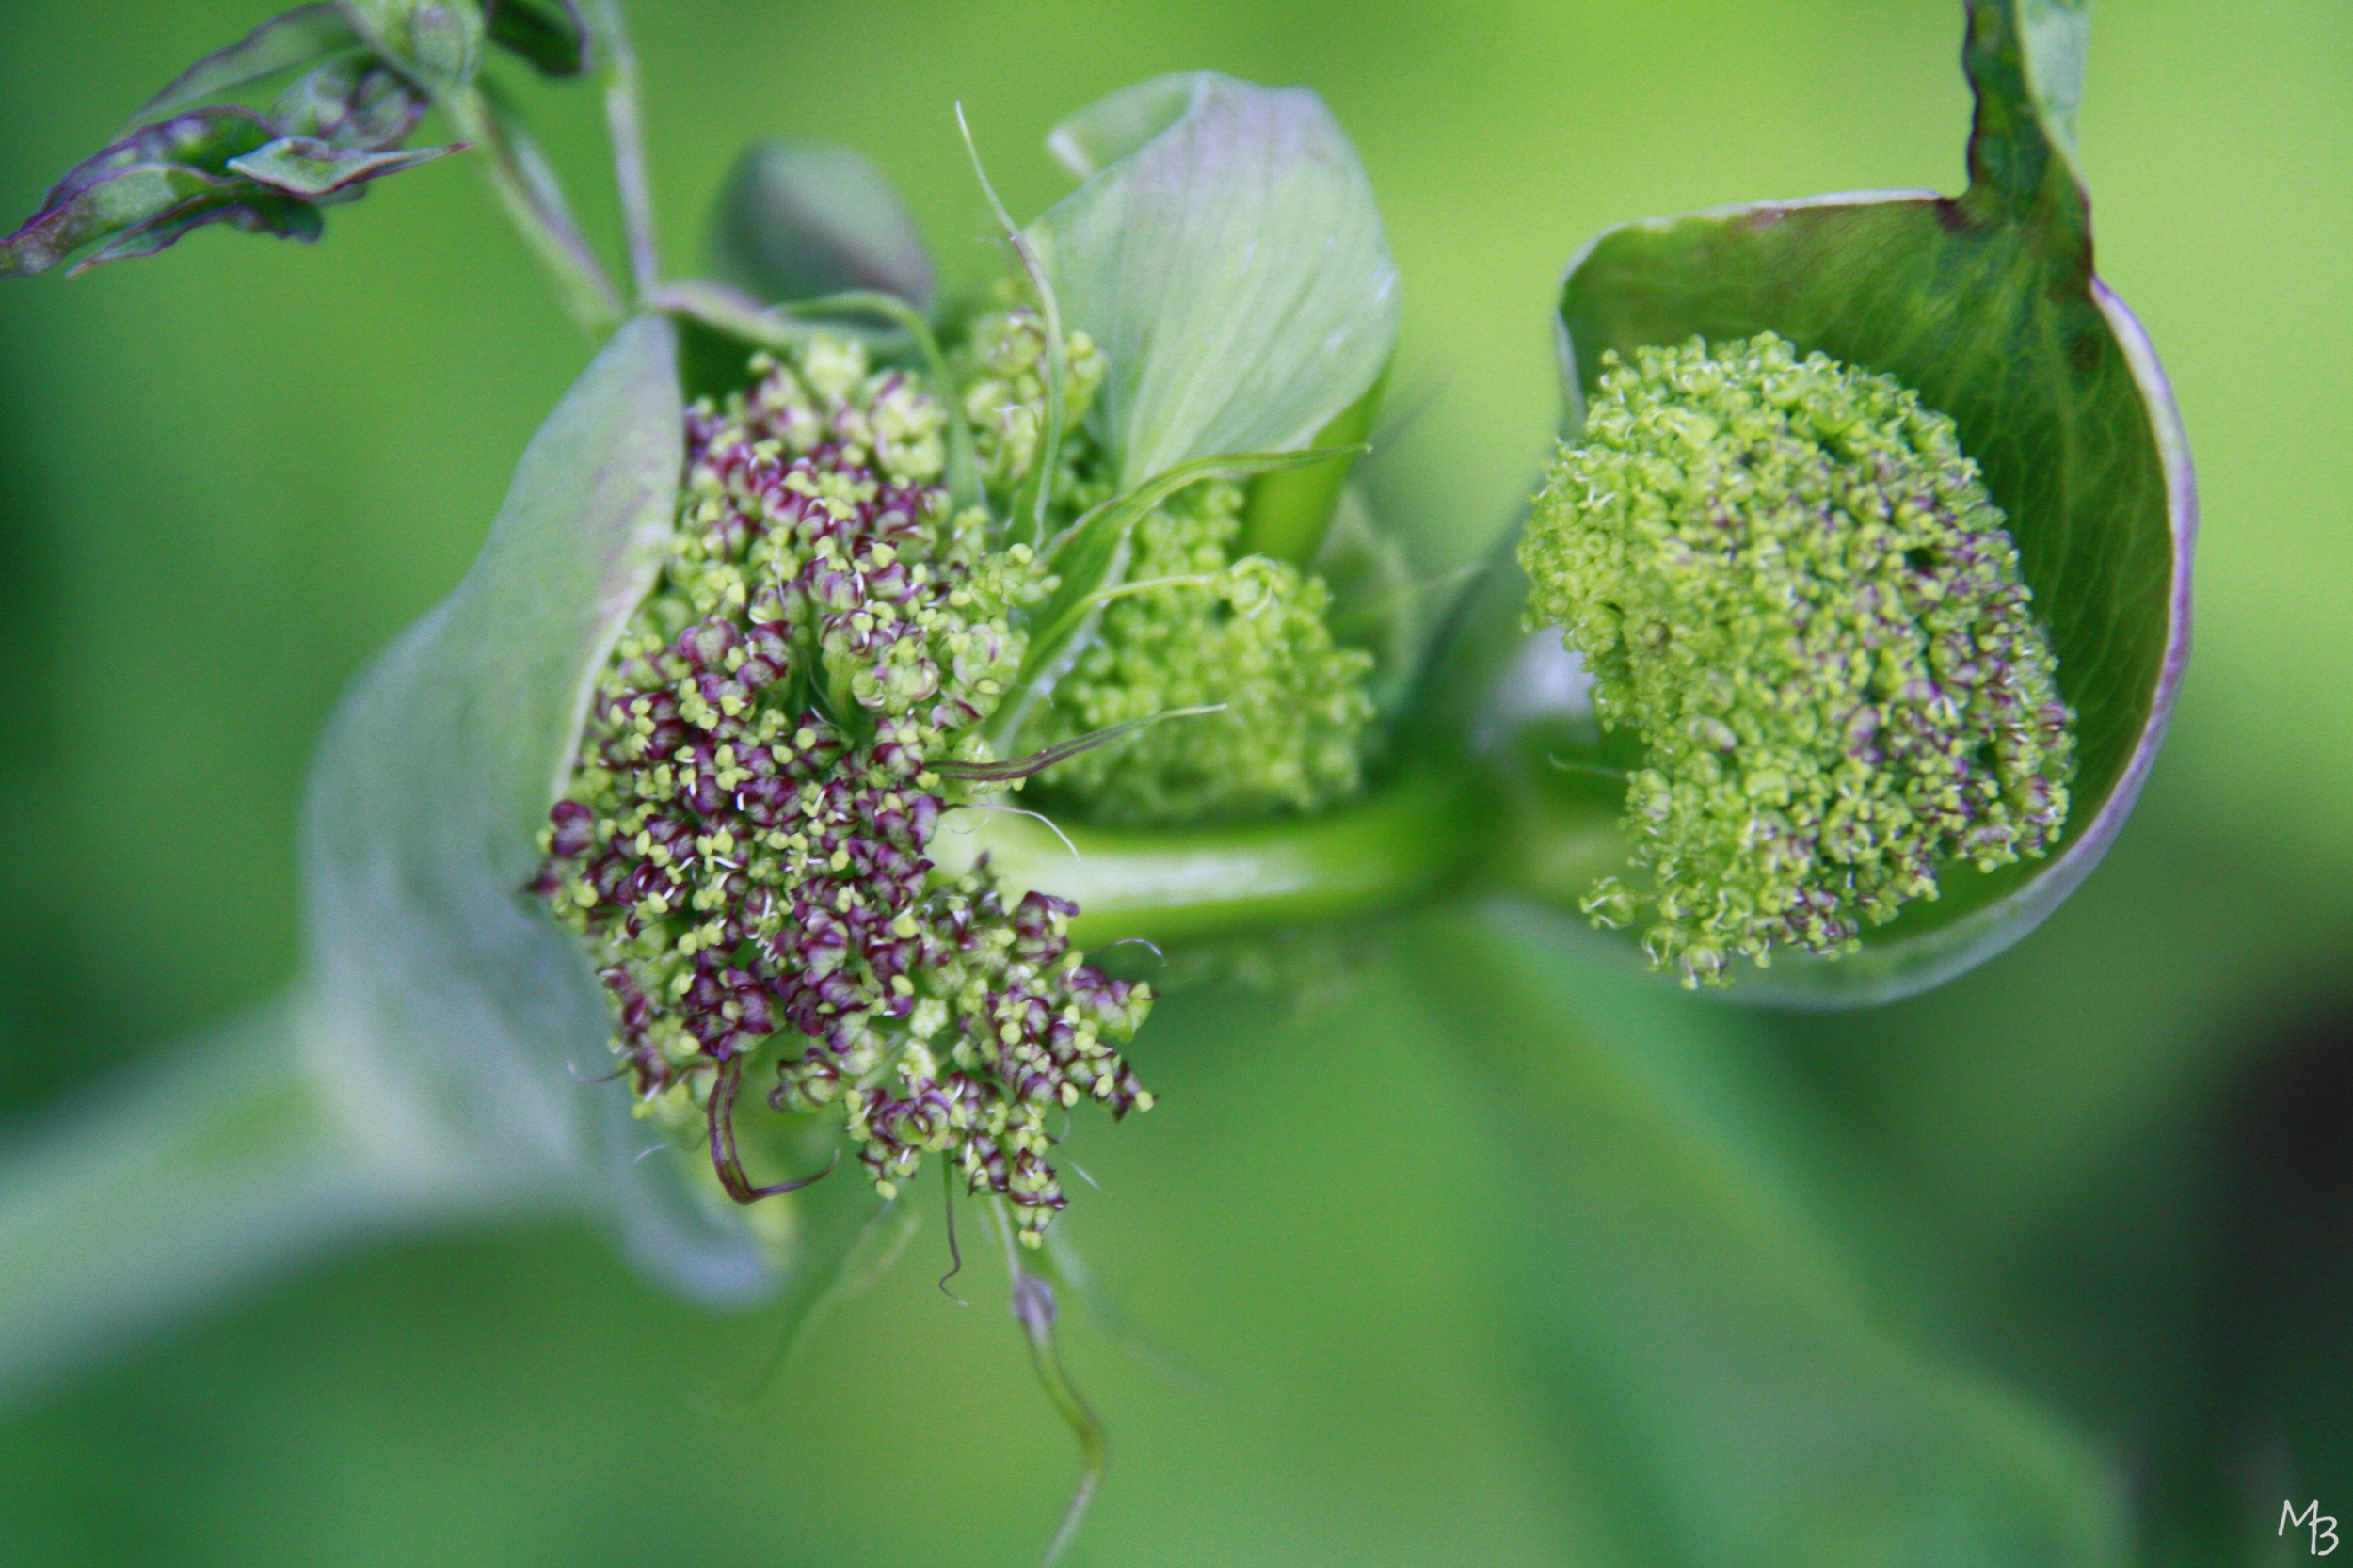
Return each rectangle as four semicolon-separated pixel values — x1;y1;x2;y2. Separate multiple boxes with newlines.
1522;334;2076;986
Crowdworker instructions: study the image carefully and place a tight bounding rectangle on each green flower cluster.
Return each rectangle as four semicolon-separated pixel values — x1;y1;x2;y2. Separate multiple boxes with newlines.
1522;333;2074;986
1016;477;1375;824
952;302;1109;510
951;301;1378;824
536;332;1153;1242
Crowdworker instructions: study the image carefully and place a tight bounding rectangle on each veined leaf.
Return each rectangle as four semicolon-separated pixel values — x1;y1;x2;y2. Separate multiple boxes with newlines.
1510;0;2191;1006
298;317;771;1301
1027;72;1400;489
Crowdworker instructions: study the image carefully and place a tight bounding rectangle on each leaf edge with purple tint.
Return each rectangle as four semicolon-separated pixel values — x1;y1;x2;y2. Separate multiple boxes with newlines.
296;315;777;1301
116;3;364;135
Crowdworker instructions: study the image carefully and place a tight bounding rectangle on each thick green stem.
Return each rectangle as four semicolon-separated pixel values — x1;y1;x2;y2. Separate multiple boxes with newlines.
942;766;1481;945
0;994;476;1412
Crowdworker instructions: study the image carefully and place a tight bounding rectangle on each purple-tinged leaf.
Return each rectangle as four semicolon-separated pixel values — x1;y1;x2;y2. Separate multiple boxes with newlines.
2;159;233;278
42;107;279;202
227;136;460;198
71;191;323;274
274;57;427;151
117;4;362;135
0;108;347;277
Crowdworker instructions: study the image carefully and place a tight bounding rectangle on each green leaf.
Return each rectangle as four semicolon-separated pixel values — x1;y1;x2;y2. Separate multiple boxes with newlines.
1513;0;2190;1005
227;135;459;198
0;163;221;277
337;0;485;96
1026;72;1401;489
37;105;279;196
1237;364;1387;566
484;0;589;77
72;188;323;273
297;317;771;1300
709;140;936;311
0;108;281;277
0;100;453;277
1041;72;1196;180
273;57;427;150
117;4;363;134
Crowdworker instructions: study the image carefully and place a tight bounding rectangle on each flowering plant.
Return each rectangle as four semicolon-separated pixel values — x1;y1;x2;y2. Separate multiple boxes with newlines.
0;0;2190;1558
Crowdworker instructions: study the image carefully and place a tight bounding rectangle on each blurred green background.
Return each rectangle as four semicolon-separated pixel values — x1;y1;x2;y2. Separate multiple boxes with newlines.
2;0;2349;1562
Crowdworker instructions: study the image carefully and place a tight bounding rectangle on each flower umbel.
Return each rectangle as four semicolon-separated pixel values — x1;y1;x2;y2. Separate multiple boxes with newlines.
1016;476;1376;825
952;301;1380;825
535;333;1153;1244
1522;333;2076;987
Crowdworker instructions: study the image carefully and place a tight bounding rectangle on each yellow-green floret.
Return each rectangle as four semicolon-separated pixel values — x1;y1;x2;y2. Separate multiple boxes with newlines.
1520;333;2075;987
953;300;1378;826
1015;477;1375;824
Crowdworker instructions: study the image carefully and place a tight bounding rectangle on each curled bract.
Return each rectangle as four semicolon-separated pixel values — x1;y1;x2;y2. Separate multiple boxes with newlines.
300;316;780;1299
1484;0;2191;1004
286;63;1411;1299
1029;69;1401;491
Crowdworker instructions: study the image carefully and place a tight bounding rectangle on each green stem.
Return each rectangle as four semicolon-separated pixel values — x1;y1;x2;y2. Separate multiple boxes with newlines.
944;766;1481;945
444;85;626;335
0;994;472;1412
587;0;661;296
991;1200;1103;1568
1403;531;1633;919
